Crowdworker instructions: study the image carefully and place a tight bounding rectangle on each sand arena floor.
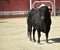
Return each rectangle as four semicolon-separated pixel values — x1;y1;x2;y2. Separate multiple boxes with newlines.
0;16;60;50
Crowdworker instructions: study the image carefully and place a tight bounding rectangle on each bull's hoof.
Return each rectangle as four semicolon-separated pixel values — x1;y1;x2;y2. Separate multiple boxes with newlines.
30;38;32;41
46;40;48;43
37;40;40;43
33;40;36;42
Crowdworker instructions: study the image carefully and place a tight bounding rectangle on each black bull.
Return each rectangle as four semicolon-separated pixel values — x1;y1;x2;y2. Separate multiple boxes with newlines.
27;6;52;43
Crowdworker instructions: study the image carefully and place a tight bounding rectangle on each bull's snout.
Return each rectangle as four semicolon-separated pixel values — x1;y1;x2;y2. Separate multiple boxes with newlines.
41;16;45;20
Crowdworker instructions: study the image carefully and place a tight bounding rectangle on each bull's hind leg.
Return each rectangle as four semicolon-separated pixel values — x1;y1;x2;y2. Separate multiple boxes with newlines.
33;28;36;42
28;25;32;41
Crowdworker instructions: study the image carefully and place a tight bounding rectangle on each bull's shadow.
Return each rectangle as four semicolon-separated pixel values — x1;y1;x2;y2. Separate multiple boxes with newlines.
49;37;60;43
41;37;60;44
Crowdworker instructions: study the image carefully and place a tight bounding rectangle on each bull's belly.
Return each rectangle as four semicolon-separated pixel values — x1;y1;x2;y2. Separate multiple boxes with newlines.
33;24;46;33
40;25;46;33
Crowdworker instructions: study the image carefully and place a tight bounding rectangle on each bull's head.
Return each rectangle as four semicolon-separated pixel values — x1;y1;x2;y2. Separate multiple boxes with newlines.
39;6;50;20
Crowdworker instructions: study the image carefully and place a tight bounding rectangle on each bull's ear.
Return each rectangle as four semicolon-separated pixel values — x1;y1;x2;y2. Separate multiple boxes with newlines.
49;8;52;12
39;8;41;11
48;6;52;12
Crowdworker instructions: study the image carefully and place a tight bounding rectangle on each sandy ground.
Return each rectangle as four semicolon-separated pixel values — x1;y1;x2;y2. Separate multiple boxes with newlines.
0;16;60;50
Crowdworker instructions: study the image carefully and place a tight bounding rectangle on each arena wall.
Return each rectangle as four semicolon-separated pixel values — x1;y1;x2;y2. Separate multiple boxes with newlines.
0;0;60;18
0;0;30;18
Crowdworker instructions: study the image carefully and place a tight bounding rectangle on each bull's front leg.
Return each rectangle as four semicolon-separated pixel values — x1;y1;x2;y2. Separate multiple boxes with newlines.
37;30;41;43
45;32;49;43
45;27;50;43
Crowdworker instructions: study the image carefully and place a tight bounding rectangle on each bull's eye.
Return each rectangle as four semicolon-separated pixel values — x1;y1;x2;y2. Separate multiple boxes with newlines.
41;10;44;13
41;10;45;14
41;16;45;20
